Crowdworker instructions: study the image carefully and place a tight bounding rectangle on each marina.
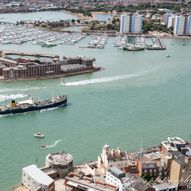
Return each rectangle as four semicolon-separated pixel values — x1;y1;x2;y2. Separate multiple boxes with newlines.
145;37;166;50
0;22;167;52
80;35;108;49
0;23;88;47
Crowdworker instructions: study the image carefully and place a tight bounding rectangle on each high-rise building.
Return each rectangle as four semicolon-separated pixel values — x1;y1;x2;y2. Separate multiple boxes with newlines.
131;13;143;33
120;13;142;34
166;14;175;29
186;15;191;35
120;14;131;33
174;15;185;36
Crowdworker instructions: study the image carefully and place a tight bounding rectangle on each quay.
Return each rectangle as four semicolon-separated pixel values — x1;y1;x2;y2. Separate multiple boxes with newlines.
0;50;59;59
145;37;166;50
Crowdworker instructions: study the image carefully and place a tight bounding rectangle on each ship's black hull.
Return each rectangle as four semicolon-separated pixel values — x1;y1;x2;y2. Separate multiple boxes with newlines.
0;98;67;115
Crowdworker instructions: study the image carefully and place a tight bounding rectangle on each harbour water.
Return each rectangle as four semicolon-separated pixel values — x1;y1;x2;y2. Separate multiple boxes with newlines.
0;12;191;191
0;10;76;23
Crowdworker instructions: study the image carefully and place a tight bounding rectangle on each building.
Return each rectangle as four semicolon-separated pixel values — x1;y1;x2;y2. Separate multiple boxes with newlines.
62;56;95;67
161;137;186;154
120;13;142;34
97;144;130;174
120;14;131;33
131;13;143;33
0;57;17;67
105;167;154;191
186;15;191;35
167;15;175;29
64;172;118;191
22;164;55;191
174;15;185;36
152;183;177;191
2;62;61;79
161;137;191;190
105;167;126;191
45;151;74;178
169;151;191;190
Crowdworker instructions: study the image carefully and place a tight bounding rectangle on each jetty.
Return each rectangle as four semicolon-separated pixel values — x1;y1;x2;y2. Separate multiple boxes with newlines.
146;37;166;50
0;50;59;59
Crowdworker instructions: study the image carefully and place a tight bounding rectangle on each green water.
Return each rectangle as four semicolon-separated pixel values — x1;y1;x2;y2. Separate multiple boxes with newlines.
0;14;191;189
0;10;76;23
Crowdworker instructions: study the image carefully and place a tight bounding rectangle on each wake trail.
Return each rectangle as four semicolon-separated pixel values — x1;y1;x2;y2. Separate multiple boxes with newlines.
0;86;47;93
61;71;148;87
0;94;28;102
46;139;62;149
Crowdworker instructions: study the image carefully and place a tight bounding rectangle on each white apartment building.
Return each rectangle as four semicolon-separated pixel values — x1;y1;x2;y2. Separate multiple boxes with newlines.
174;15;185;36
22;164;55;191
120;13;142;34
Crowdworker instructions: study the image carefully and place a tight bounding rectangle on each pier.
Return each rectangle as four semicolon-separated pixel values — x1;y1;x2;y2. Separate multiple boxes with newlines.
0;50;59;59
145;37;166;50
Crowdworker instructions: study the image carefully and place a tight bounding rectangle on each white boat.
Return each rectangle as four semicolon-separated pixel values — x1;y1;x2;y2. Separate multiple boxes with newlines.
34;132;45;138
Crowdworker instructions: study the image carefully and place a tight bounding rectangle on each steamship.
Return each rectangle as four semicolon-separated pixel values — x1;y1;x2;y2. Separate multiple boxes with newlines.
0;95;67;115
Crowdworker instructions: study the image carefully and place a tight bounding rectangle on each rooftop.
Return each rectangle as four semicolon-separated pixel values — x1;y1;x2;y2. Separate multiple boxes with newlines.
22;164;54;186
65;173;117;191
169;151;186;165
109;166;126;179
46;151;73;166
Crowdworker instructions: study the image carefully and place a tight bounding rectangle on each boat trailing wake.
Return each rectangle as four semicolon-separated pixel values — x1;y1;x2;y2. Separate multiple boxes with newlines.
46;139;62;149
0;94;29;102
61;71;148;87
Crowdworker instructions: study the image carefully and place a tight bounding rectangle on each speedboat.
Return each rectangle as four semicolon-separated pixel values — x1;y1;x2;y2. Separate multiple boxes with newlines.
34;132;45;138
40;144;46;149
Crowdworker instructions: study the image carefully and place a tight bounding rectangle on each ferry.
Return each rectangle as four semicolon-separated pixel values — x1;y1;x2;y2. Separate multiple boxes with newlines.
0;95;67;115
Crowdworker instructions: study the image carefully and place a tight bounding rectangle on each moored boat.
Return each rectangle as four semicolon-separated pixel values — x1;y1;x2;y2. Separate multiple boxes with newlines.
123;44;145;51
0;95;67;115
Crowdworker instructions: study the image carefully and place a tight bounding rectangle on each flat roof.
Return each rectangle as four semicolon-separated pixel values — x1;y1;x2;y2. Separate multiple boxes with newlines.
23;164;54;186
109;167;126;178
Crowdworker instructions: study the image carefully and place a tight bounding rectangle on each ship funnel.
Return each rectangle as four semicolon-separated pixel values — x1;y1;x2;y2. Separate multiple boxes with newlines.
11;100;16;107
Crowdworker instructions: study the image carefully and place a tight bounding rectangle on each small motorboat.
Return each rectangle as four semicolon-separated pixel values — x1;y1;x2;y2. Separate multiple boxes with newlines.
40;144;46;149
166;54;171;58
34;132;44;138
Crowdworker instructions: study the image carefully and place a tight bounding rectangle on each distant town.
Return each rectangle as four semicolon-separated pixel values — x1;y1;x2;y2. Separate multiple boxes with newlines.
14;136;191;191
0;0;190;14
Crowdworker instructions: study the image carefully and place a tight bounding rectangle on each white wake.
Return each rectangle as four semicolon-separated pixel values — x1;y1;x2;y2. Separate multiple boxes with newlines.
61;71;148;87
46;139;62;149
0;94;28;102
0;86;47;93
